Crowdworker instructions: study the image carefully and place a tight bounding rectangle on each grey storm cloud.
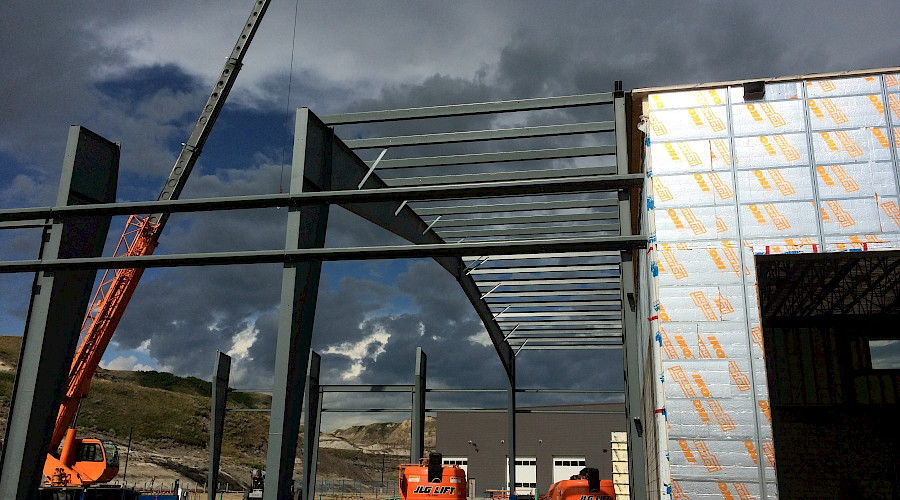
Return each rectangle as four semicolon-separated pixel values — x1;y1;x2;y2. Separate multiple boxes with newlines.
2;0;899;423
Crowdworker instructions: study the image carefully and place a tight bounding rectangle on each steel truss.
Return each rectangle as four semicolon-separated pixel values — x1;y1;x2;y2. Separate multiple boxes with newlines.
757;251;900;320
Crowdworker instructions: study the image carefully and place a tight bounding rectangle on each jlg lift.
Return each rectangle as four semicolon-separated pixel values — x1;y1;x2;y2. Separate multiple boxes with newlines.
41;0;272;494
539;468;615;500
400;453;467;500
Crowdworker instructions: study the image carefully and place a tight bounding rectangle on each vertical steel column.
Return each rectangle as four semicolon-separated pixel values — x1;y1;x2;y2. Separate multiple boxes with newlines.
0;126;118;500
264;109;332;500
208;352;231;500
301;352;322;500
506;357;516;500
614;85;648;499
410;347;427;463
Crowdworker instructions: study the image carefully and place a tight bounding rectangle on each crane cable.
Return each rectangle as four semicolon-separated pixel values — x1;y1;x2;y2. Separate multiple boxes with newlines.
279;0;302;194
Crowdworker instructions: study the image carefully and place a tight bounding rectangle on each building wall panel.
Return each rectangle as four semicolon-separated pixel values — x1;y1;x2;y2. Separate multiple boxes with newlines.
641;70;900;499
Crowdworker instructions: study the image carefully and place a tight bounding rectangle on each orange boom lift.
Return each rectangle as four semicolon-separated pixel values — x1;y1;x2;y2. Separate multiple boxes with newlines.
539;468;615;500
41;0;272;490
400;453;467;500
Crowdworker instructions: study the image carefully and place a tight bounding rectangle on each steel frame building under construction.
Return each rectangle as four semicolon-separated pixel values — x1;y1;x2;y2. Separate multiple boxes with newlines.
0;86;645;500
2;64;900;500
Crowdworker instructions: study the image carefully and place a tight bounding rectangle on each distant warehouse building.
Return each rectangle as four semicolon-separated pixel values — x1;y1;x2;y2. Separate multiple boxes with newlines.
435;403;626;497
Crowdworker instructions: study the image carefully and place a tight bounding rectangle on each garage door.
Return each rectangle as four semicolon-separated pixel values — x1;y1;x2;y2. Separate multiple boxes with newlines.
552;457;586;483
442;457;468;475
506;457;536;496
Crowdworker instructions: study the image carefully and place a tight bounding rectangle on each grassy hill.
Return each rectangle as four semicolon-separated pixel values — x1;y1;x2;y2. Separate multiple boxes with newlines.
0;335;431;490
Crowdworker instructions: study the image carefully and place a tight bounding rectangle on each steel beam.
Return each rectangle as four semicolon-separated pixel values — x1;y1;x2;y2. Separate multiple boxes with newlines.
0;126;118;500
321;92;614;125
0;235;647;274
264;110;331;500
437;224;620;239
431;211;618;229
208;352;231;500
463;251;618;261
410;347;427;462
414;198;617;216
301;352;322;500
488;300;621;308
368;146;615;170
319;384;413;392
0;174;642;225
344;121;614;149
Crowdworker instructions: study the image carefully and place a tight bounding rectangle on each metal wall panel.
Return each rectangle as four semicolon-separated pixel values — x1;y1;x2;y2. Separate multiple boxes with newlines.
641;71;900;499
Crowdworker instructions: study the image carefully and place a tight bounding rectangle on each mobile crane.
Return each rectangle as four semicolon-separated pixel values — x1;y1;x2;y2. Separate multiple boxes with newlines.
40;0;272;494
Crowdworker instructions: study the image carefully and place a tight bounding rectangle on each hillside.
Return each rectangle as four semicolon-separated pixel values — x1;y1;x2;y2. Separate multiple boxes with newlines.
0;336;434;490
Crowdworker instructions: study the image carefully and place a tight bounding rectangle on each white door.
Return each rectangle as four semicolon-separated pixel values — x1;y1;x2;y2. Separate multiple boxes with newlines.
551;457;586;483
505;457;536;496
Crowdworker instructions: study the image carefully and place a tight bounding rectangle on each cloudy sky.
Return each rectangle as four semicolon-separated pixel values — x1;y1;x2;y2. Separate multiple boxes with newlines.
1;1;898;427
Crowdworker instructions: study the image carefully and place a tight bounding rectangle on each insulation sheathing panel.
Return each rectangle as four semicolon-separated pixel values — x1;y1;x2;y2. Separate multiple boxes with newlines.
643;71;900;500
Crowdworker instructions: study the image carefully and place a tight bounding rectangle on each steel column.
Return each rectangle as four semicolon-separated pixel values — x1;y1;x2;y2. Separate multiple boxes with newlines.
208;352;231;500
506;358;516;500
301;352;322;500
615;88;647;499
264;109;331;500
0;126;118;500
411;348;427;462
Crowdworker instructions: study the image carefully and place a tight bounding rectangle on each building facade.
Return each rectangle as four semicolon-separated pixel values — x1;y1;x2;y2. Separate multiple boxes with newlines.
435;404;626;497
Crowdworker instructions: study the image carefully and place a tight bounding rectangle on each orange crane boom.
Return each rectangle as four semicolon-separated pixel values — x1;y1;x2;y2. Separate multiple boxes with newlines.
44;0;273;485
49;215;157;452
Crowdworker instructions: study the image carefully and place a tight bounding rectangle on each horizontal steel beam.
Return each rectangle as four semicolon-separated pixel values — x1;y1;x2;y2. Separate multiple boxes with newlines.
485;291;620;298
0;235;647;273
370;146;615;170
234;387;624;395
322;406;628;413
506;331;622;337
437;224;619;239
0;175;644;224
415;198;617;216
320;92;614;125
423;388;623;394
478;278;620;286
496;311;622;318
0;221;47;230
431;409;625;414
497;320;622;326
489;300;621;308
344;121;615;149
507;337;623;342
463;251;618;261
512;345;622;350
505;325;622;332
322;408;411;413
384;166;617;187
319;384;413;392
471;265;618;274
433;212;617;229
